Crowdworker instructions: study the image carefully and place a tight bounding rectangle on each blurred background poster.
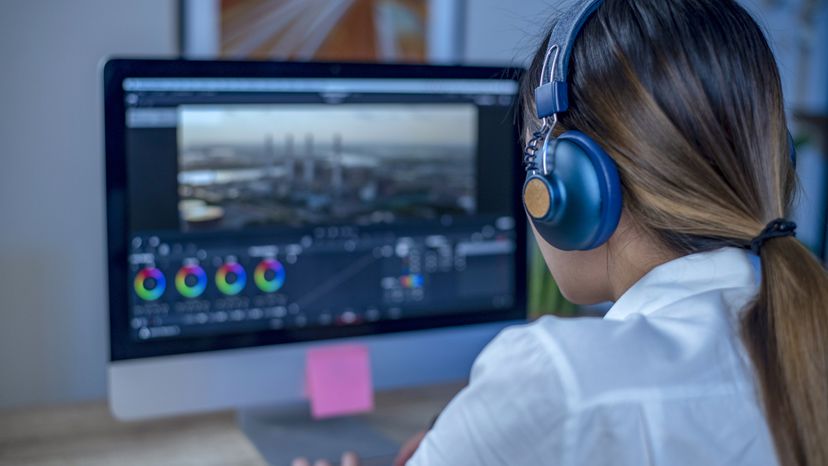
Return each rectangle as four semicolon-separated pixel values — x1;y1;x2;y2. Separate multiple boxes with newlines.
181;0;465;63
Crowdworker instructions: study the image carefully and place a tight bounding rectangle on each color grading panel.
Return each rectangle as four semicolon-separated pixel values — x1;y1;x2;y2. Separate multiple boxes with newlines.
128;217;516;341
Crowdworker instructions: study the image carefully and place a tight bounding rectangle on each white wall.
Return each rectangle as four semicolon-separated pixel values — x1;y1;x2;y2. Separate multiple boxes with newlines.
464;0;557;65
0;0;176;407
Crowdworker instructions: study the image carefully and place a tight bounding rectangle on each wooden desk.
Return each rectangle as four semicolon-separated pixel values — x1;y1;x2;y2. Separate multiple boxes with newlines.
0;383;463;466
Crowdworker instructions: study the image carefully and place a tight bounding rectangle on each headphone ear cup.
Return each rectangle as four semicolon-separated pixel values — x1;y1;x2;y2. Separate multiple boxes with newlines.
523;174;563;223
527;131;622;251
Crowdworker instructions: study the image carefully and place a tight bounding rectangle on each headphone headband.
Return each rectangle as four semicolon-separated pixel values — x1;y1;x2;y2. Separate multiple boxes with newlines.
535;0;604;118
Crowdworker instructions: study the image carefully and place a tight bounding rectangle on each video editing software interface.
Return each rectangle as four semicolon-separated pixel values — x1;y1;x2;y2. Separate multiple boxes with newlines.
122;75;520;344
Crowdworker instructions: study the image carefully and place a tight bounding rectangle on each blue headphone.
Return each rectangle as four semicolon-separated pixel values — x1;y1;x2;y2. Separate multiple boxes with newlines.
522;0;797;251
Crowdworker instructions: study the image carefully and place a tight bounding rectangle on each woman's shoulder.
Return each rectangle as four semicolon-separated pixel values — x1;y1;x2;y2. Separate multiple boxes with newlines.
477;313;755;407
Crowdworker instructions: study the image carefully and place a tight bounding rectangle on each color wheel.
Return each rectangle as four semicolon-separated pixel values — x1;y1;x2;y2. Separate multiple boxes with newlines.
175;264;207;298
134;267;166;301
215;262;246;296
254;258;286;293
400;274;424;289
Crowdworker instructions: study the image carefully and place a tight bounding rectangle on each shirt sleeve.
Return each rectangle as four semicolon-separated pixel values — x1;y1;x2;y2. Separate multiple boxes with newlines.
406;323;569;466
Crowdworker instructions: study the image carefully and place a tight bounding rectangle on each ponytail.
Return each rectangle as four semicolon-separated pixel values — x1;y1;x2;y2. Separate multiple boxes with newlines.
742;238;828;465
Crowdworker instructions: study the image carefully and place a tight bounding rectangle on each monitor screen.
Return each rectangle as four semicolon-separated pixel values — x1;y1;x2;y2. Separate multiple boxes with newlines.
105;61;526;360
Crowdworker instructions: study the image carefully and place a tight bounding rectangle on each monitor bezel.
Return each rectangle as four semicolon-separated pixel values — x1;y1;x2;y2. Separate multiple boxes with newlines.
104;58;527;362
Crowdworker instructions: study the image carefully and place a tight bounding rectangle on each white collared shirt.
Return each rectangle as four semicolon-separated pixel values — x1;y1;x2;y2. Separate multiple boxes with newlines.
408;248;778;466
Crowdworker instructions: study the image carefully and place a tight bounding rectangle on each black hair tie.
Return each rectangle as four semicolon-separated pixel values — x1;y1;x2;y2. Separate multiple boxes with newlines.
750;218;797;254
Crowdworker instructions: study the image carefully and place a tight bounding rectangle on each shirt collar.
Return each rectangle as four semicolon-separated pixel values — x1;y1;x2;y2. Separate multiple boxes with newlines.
604;247;759;321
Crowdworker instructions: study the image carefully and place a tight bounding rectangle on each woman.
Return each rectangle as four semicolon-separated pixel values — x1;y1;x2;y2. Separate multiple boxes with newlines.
296;0;828;464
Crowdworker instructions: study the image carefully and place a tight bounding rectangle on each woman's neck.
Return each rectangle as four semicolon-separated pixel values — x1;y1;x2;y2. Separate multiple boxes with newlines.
606;220;679;301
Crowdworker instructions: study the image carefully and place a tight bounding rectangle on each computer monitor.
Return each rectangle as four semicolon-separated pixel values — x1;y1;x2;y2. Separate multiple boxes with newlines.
103;59;527;424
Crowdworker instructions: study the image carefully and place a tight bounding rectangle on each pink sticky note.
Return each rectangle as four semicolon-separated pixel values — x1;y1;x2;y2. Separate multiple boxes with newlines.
306;344;374;419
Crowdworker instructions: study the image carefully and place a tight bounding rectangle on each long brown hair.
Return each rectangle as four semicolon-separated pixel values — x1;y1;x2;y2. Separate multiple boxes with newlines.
520;1;828;464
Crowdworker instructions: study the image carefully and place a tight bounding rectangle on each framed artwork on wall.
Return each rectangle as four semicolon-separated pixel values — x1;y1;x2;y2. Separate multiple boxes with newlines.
180;0;465;63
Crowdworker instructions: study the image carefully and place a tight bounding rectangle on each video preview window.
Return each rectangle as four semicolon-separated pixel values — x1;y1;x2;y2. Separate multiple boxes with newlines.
177;104;478;231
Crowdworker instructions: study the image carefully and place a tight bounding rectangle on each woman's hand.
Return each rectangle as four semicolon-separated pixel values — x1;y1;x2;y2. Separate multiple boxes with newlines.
292;451;360;466
393;430;427;466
